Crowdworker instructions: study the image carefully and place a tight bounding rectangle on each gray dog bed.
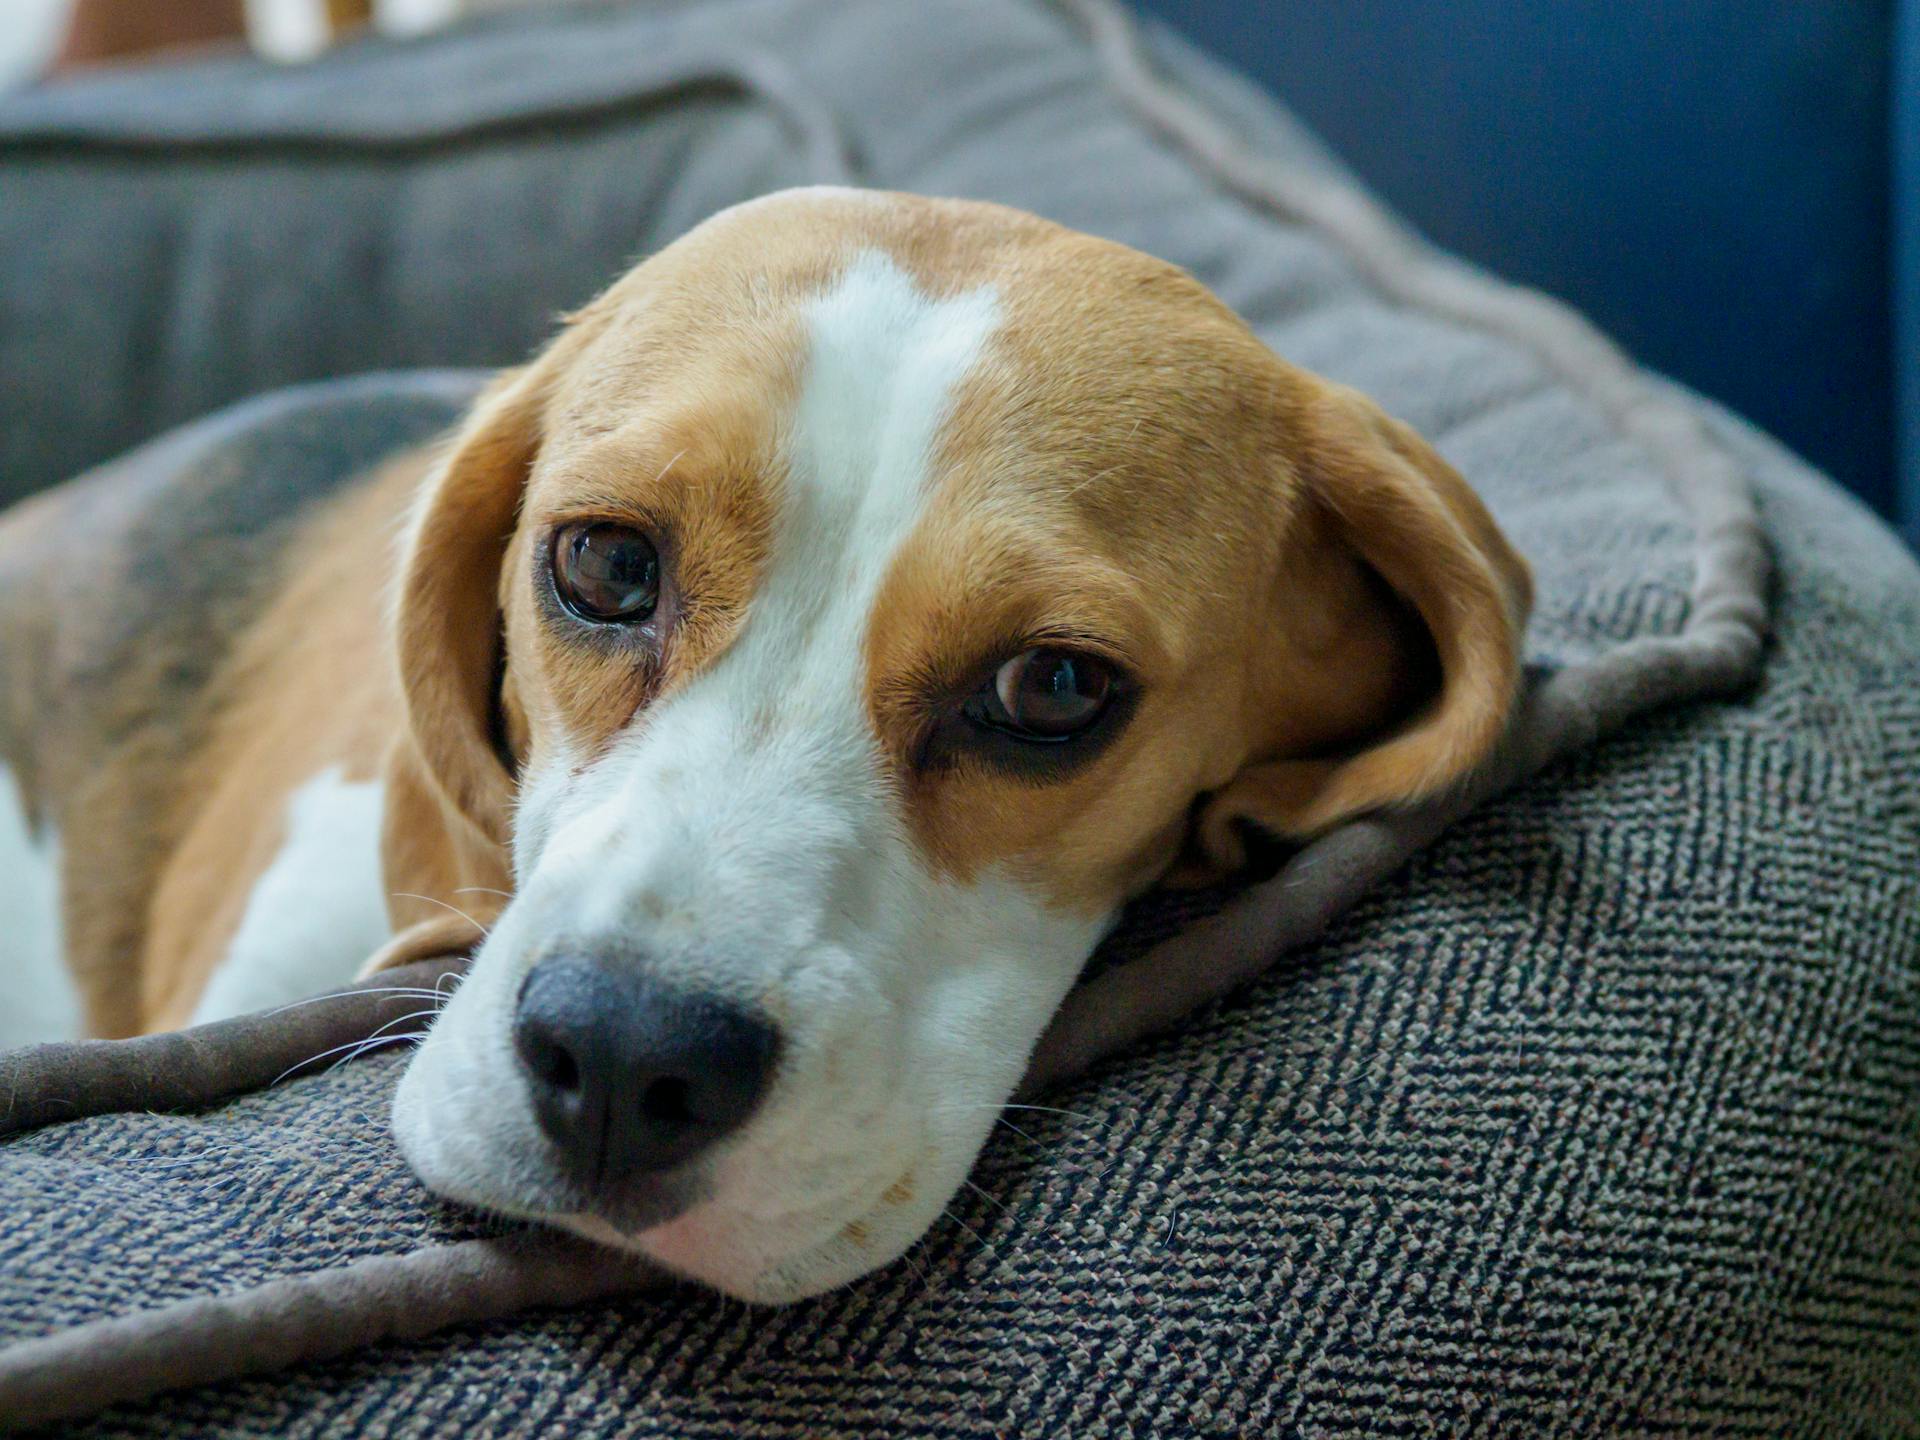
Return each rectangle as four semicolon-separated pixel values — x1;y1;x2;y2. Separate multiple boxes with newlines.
1;0;1916;1435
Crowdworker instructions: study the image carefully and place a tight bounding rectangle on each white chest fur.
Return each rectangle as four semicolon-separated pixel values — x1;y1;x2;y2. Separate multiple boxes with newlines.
0;763;76;1048
190;767;392;1025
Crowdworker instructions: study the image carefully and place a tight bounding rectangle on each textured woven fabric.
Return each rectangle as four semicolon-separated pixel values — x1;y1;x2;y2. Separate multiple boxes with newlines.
2;0;1917;1435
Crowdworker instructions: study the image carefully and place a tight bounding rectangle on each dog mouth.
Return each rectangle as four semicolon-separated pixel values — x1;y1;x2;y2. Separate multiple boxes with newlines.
400;1106;941;1303
567;1140;950;1304
386;853;1097;1301
539;1167;710;1238
389;985;944;1301
393;1012;972;1302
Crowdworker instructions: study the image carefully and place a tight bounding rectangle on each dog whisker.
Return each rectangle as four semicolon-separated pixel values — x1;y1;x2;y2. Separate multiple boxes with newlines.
893;1240;935;1296
272;1008;440;1085
263;986;453;1017
934;1100;1108;1127
389;891;492;937
999;1102;1105;1124
989;1115;1046;1149
939;1205;1009;1277
332;1032;427;1073
989;1115;1119;1180
957;1175;1012;1218
270;1031;422;1087
357;1006;442;1044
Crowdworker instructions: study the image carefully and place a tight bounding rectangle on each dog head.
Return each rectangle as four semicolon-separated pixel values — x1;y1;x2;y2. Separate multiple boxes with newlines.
384;189;1530;1301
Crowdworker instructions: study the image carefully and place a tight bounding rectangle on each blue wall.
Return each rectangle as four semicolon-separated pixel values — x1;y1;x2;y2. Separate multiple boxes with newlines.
1138;1;1896;518
1896;1;1919;536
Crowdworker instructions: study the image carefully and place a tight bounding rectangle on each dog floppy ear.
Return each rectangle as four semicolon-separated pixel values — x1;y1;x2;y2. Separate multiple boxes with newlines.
390;366;546;851
362;366;551;972
362;730;514;978
1197;382;1532;866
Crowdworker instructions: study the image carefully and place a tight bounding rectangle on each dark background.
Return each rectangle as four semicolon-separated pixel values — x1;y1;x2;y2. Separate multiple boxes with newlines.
1136;1;1904;534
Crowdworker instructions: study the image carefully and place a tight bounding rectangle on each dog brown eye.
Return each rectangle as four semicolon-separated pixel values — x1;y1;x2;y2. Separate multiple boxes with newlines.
551;522;660;623
968;648;1115;741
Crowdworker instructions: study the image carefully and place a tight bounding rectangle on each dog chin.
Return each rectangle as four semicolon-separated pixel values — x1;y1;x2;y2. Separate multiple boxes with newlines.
401;1119;952;1305
392;1029;968;1305
555;1161;957;1305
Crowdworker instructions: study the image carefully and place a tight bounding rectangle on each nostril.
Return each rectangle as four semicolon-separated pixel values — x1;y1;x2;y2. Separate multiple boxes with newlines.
522;1030;580;1094
641;1076;693;1126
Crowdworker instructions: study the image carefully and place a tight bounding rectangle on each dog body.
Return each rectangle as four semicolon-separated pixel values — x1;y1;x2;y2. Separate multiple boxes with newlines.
0;380;473;1042
0;190;1529;1301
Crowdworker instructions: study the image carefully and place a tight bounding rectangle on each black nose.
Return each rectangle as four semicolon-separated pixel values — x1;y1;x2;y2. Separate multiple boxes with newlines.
512;956;779;1186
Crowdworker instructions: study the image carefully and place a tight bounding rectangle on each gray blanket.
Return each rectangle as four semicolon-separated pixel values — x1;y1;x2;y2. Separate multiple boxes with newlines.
1;0;1915;1435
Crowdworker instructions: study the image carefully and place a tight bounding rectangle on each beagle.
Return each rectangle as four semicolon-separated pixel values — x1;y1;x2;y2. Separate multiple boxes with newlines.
0;190;1529;1301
